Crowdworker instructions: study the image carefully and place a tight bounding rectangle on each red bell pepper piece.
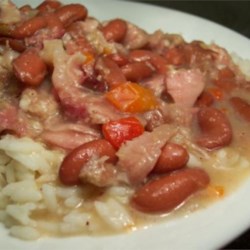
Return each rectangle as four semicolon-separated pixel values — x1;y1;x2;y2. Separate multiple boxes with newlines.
102;117;144;148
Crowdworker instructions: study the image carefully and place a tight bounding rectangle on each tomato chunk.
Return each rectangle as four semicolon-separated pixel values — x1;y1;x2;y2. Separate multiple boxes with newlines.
102;117;144;148
105;82;158;113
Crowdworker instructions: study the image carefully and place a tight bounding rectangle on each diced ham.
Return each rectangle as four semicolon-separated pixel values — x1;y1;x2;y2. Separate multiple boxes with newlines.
79;156;118;187
46;40;123;123
19;88;60;121
142;74;165;97
42;123;101;150
166;68;205;108
85;96;123;124
116;124;177;185
159;101;198;127
42;130;99;151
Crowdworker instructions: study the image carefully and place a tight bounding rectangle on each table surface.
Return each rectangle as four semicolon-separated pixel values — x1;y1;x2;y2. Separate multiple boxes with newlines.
127;1;250;249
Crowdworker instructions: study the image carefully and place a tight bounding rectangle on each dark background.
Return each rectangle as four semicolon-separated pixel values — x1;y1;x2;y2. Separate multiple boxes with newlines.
125;1;250;249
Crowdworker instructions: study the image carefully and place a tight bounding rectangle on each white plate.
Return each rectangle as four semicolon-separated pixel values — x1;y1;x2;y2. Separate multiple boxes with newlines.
3;1;250;250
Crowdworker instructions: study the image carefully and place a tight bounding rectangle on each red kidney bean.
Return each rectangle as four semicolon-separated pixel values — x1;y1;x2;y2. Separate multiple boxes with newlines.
129;49;168;74
65;22;95;55
121;61;154;82
164;46;187;66
213;67;236;92
164;41;215;67
214;79;235;92
196;107;232;150
218;67;235;78
230;96;250;122
106;53;129;67
66;21;90;40
101;19;127;42
12;49;47;86
131;167;210;213
45;12;64;33
10;11;64;39
37;0;62;13
54;4;88;27
95;56;127;89
0;38;26;52
59;139;117;185
153;143;189;174
195;91;214;107
12;16;47;39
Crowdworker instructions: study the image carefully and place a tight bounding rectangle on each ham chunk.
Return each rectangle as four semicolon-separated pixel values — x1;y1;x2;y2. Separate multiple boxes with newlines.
41;123;101;150
116;124;177;185
142;74;165;97
166;68;205;108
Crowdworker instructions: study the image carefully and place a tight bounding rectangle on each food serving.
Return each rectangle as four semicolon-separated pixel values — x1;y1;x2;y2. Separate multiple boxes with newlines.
0;0;250;241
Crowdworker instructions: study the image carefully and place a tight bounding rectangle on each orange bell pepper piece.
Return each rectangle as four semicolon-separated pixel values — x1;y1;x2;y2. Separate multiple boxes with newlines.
106;82;158;113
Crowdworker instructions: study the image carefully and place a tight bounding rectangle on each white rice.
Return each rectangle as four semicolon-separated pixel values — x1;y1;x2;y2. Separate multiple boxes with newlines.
0;135;135;240
2;180;42;203
212;148;250;170
6;203;37;226
94;198;134;230
10;226;40;241
41;184;58;213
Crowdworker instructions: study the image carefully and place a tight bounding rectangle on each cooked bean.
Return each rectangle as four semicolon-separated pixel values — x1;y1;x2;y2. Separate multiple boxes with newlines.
37;0;62;13
164;46;187;66
12;16;47;39
129;49;167;73
164;41;215;67
65;22;95;55
214;67;236;92
153;143;189;174
195;91;214;107
59;139;117;185
0;38;26;52
11;11;64;39
230;96;250;122
106;53;129;67
12;49;47;86
131;168;210;213
95;56;126;89
44;13;65;37
55;4;88;27
121;61;154;82
196;107;232;150
101;19;127;42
